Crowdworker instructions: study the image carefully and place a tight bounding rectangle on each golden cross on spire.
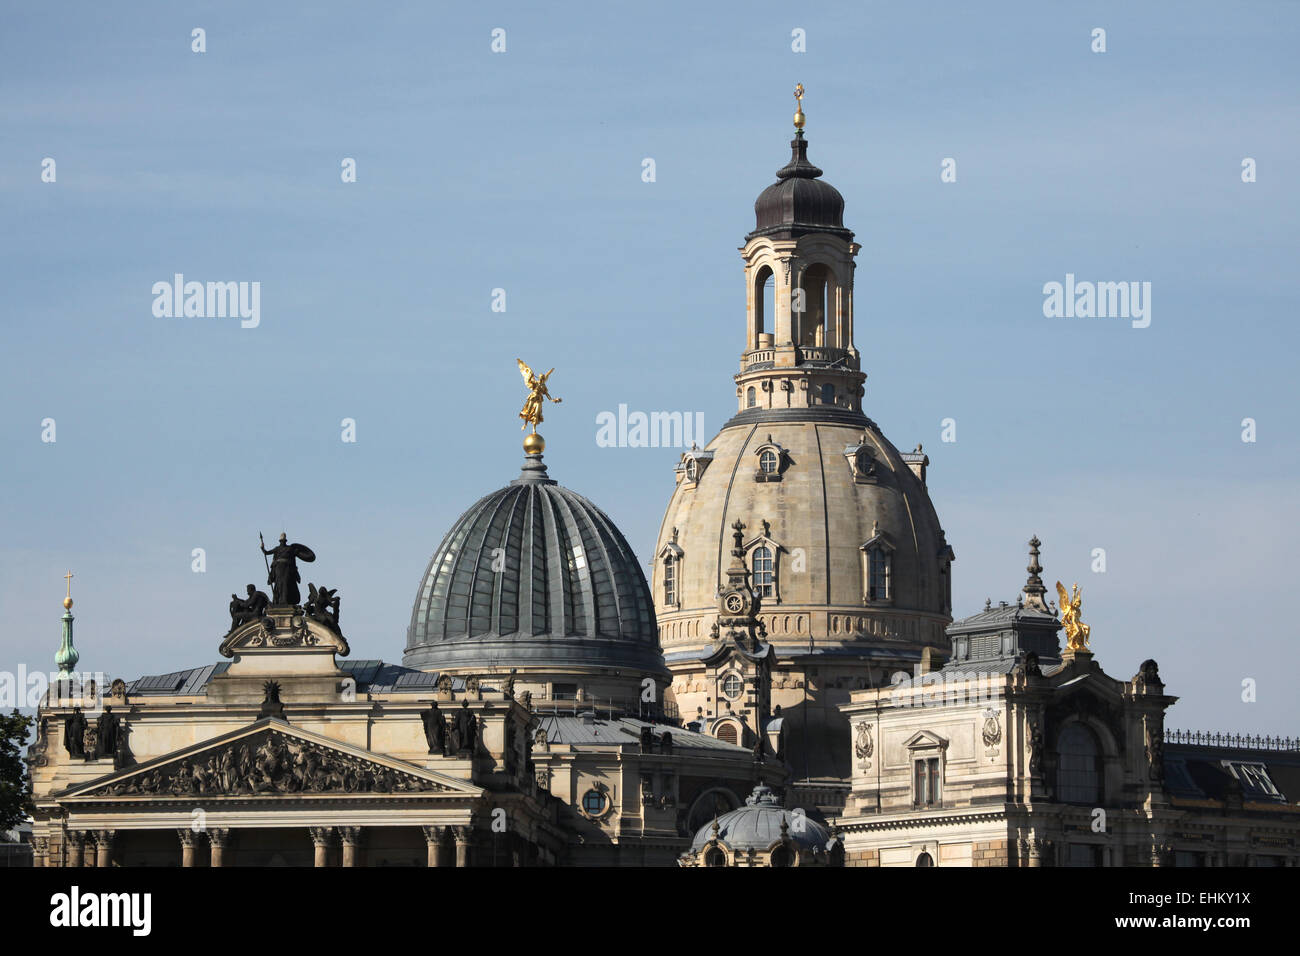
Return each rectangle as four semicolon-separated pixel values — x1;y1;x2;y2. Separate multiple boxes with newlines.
64;570;74;609
793;83;806;130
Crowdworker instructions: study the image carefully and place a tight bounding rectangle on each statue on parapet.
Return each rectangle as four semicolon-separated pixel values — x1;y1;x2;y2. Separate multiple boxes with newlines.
421;700;448;756
304;583;341;630
260;532;316;605
229;584;271;631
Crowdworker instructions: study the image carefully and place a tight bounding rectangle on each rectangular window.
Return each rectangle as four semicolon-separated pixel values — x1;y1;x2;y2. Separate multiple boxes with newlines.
868;549;890;601
752;547;774;598
914;757;941;806
663;558;676;605
552;683;577;701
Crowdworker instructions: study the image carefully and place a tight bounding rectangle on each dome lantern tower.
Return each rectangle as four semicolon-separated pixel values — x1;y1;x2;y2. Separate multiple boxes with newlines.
737;86;864;420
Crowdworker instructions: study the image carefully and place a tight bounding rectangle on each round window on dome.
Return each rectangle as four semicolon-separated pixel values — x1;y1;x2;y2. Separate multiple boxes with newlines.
581;788;607;816
759;450;778;474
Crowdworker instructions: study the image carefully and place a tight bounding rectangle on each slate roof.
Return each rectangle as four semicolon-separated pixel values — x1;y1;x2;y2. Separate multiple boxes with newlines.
1163;742;1300;807
125;660;468;696
533;713;748;752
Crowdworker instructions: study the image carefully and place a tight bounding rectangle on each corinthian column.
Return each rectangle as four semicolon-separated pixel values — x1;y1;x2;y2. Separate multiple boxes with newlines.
309;827;335;867
66;831;85;868
177;828;199;867
208;828;232;867
96;829;116;868
339;826;363;867
453;826;472;868
422;826;447;868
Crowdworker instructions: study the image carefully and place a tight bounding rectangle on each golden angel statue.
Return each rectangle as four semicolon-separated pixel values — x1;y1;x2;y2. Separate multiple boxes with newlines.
517;359;562;432
1056;580;1091;650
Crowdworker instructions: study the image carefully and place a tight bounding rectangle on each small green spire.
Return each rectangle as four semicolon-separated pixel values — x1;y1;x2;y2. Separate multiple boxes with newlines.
55;571;79;678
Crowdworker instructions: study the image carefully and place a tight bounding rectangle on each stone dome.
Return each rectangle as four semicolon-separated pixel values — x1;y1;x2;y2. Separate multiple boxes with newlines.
405;454;666;679
689;783;833;854
747;131;852;242
654;414;953;663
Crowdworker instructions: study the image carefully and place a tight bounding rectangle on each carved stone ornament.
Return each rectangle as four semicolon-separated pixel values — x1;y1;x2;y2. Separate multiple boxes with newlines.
854;722;874;760
86;728;448;797
982;710;1002;748
220;610;348;659
1028;716;1044;773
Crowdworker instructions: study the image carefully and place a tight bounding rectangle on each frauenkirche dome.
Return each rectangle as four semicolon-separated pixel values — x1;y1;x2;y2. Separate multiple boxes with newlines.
651;93;954;811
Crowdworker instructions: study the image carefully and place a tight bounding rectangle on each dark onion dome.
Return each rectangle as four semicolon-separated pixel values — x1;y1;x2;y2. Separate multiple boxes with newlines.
404;454;665;676
747;130;853;242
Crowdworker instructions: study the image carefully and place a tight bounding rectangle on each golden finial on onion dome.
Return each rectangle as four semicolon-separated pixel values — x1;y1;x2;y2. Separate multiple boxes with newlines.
793;83;806;129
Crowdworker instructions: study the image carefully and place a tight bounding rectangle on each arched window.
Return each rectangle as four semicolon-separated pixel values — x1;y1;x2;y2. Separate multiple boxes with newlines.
685;458;698;482
770;846;794;867
867;547;890;601
716;722;738;746
752;546;774;597
705;847;727;867
1057;724;1103;805
799;264;831;347
747;386;757;408
759;450;778;474
663;555;676;606
915;852;934;867
820;383;835;405
754;265;774;344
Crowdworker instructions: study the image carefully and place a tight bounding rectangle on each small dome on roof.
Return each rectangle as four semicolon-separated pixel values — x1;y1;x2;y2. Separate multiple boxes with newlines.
689;783;833;854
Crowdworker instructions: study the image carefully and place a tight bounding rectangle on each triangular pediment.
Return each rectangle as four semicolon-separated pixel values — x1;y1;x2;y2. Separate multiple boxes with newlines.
59;718;481;802
903;729;948;751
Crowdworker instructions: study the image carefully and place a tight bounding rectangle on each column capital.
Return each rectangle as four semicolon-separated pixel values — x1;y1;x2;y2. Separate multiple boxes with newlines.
176;827;200;847
452;826;473;845
95;829;117;847
421;825;448;845
339;826;363;846
309;826;336;847
207;827;232;848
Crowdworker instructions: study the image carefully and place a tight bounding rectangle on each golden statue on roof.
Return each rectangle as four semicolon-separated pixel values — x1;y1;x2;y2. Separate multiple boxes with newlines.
1056;580;1091;651
517;360;562;448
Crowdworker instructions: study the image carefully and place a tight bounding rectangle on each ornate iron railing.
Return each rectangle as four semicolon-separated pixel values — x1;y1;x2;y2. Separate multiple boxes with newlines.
1160;729;1300;751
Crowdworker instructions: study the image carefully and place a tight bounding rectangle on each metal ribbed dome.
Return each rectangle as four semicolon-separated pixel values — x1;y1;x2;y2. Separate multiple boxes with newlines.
690;784;834;853
747;131;852;241
404;454;663;675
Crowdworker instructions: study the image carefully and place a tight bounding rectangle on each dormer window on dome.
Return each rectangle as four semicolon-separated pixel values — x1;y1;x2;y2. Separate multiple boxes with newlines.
753;437;788;483
861;521;895;605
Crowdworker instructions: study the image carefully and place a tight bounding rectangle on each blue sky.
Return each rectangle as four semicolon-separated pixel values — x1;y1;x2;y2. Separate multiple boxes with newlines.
2;2;1297;734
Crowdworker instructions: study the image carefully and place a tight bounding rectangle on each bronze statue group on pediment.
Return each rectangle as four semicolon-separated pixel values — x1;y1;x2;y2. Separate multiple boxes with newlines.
225;533;342;635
